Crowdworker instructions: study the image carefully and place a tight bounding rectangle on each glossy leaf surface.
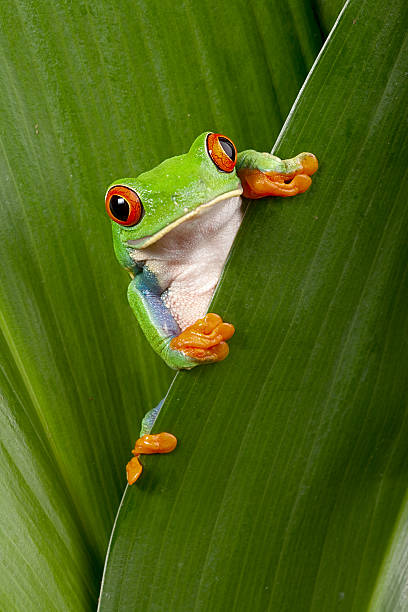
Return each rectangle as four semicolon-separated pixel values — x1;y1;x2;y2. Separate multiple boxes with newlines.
100;0;408;609
0;0;322;607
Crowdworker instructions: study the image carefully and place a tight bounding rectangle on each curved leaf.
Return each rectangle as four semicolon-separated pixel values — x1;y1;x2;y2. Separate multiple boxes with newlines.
0;348;98;610
99;0;408;609
0;0;322;607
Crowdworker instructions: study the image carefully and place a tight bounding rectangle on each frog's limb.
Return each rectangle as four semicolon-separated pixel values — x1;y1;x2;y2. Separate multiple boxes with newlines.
128;272;197;370
236;150;318;199
128;273;235;369
126;456;143;485
126;432;177;485
126;312;234;485
140;400;164;436
126;398;177;485
170;313;235;362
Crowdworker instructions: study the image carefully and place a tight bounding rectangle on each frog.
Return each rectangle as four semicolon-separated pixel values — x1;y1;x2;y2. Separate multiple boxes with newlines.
105;132;318;484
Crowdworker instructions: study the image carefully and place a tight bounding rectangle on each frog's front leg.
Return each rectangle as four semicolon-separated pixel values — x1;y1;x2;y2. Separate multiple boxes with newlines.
128;270;235;370
236;149;318;199
128;270;190;370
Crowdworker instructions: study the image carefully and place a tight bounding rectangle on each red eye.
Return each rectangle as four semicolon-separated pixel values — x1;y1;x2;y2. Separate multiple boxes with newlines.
206;133;237;173
105;185;143;226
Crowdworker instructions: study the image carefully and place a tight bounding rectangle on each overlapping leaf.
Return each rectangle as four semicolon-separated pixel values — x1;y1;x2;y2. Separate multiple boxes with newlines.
99;1;408;609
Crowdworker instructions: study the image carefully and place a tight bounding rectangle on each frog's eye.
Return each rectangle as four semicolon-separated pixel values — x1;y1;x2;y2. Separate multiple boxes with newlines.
105;186;143;226
206;133;237;173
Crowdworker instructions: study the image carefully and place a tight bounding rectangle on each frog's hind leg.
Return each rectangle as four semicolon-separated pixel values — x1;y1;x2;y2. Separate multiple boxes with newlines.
126;399;177;485
140;399;164;436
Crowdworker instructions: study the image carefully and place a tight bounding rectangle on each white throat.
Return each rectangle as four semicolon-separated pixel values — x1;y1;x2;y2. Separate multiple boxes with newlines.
129;195;244;330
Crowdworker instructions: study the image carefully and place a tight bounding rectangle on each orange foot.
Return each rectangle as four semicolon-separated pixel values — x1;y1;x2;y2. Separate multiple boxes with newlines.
126;432;177;485
238;152;318;199
170;313;235;363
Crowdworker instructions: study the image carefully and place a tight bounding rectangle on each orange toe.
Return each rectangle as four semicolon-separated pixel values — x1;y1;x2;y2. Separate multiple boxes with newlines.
126;456;143;485
292;174;312;193
217;322;235;341
200;313;223;334
301;153;318;176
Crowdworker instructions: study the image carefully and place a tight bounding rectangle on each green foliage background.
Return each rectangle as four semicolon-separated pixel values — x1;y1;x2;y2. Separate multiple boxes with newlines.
1;0;407;610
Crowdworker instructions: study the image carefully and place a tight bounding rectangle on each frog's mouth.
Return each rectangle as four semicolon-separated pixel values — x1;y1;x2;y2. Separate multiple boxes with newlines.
126;188;243;249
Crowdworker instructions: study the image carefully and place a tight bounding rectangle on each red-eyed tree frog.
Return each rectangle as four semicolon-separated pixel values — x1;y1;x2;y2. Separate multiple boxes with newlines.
105;132;318;483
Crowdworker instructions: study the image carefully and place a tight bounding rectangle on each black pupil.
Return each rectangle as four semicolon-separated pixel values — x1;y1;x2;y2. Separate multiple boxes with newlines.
109;195;129;222
219;137;235;161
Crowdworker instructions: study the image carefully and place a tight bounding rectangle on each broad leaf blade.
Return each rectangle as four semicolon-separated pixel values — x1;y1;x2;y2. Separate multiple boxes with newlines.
0;0;322;607
0;348;99;610
99;0;408;609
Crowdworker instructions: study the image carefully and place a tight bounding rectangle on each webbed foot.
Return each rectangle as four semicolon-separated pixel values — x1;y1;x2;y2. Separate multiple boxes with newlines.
238;152;318;199
170;313;235;363
126;432;178;485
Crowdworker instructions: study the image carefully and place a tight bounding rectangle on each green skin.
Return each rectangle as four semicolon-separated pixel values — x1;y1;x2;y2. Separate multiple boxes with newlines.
108;132;309;373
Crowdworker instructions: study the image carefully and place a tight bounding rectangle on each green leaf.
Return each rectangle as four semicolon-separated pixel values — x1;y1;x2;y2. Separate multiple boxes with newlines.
368;493;408;611
0;0;322;607
99;0;408;610
313;0;346;35
0;354;99;609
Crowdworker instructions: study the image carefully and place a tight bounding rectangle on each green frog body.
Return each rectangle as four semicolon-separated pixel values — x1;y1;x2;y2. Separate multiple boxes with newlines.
105;132;318;483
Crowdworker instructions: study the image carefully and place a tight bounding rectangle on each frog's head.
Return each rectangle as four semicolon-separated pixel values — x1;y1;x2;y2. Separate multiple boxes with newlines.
105;132;242;267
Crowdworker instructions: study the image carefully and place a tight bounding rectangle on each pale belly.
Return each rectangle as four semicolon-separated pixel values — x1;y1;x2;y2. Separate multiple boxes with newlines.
160;258;229;330
130;194;244;331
